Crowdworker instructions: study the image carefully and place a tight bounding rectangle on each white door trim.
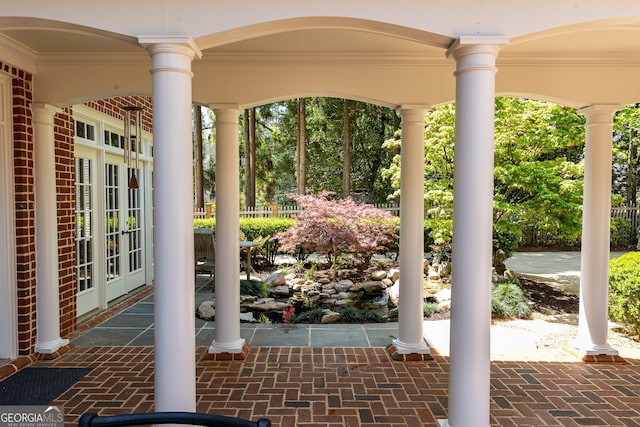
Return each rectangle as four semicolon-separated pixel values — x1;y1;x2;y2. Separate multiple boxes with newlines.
0;73;17;359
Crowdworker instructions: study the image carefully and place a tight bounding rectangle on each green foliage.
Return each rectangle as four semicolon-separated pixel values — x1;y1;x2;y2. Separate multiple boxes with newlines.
612;105;640;205
608;252;640;334
387;303;442;321
194;217;294;267
241;217;294;266
242;98;398;205
491;279;532;319
423;302;441;317
292;308;325;324
336;306;383;323
610;216;635;249
305;264;317;281
240;279;269;297
381;97;586;253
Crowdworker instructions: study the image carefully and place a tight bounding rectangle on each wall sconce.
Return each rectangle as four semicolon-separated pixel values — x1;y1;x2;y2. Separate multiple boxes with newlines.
123;106;142;189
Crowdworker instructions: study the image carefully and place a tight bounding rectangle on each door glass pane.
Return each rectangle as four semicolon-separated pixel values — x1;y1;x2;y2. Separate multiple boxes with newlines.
128;168;143;273
105;164;121;281
75;158;93;292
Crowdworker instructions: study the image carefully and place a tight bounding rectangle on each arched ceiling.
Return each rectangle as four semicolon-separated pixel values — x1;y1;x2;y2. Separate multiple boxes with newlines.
0;16;639;109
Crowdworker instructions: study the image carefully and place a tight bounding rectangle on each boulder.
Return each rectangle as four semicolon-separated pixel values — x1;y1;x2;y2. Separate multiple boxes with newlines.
265;270;286;286
334;280;353;293
321;310;341;324
250;301;291;312
439;261;452;278
356;281;385;294
337;291;358;300
388;280;400;308
272;285;291;297
240;312;257;322
369;270;387;281
197;299;216;320
387;268;400;281
433;288;451;304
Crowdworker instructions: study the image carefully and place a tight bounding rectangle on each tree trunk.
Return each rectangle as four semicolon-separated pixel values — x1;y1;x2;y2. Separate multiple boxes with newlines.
297;98;307;194
194;105;204;210
627;129;638;207
244;108;257;209
342;99;351;198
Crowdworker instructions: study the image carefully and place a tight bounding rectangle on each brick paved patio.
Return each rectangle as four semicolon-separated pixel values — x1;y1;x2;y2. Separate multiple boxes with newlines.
35;345;640;427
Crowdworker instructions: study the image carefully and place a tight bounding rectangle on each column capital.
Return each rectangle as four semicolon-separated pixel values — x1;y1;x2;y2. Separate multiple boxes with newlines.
210;104;242;123
446;37;508;76
578;104;621;124
138;35;202;59
32;103;62;123
399;106;429;125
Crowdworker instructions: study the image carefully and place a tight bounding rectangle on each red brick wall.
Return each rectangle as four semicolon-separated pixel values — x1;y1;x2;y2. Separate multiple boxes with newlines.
85;96;153;132
55;108;76;337
4;61;37;355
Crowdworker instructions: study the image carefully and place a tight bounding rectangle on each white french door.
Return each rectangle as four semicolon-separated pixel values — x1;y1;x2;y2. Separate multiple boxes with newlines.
104;155;146;302
75;147;99;316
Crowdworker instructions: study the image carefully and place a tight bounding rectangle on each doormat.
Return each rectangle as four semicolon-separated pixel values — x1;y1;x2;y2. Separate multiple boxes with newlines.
0;367;92;405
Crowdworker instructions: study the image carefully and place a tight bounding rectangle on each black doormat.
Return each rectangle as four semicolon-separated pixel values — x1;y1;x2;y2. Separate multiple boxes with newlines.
0;367;92;405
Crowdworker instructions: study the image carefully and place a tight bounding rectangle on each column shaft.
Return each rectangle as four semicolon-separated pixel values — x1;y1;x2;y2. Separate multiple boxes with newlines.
393;106;429;354
443;38;506;427
575;105;619;356
33;104;69;354
209;106;245;353
140;36;200;413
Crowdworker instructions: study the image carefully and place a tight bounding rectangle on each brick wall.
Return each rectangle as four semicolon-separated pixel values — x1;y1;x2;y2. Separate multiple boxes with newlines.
55;108;76;337
85;96;153;132
3;61;37;355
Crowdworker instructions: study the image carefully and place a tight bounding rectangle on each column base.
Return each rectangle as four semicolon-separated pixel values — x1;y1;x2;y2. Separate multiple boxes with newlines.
565;341;625;363
205;343;250;361
208;338;246;354
387;340;432;361
35;337;69;355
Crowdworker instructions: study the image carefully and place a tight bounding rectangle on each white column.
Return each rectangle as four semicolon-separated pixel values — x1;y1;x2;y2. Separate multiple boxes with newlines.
139;36;201;413
209;105;245;354
33;103;69;354
393;106;430;355
574;105;620;356
442;37;507;427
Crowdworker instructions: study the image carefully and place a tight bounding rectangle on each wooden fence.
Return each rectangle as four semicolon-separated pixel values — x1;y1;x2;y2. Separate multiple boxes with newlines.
194;202;401;219
195;203;640;239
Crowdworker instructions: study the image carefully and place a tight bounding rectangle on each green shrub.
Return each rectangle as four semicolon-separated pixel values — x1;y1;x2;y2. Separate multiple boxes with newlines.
608;251;640;334
292;308;325;324
423;302;441;317
239;279;269;297
194;217;294;267
337;306;383;323
491;280;531;319
610;216;635;249
385;303;440;321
